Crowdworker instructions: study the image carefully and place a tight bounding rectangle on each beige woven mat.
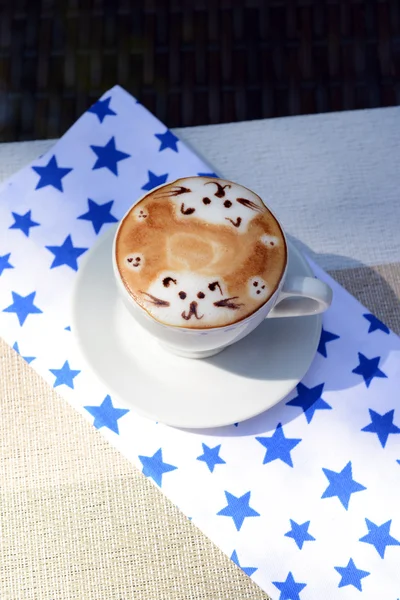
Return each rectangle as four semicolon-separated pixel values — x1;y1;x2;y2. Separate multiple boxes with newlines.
1;263;399;600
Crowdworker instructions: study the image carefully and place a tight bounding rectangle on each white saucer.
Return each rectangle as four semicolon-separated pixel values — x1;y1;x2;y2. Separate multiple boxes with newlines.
72;226;322;429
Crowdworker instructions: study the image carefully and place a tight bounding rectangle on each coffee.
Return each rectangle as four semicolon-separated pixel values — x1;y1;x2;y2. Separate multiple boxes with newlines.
115;176;286;328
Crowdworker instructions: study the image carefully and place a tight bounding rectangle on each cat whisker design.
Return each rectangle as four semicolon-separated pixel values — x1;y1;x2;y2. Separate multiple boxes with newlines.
213;297;244;310
236;197;264;212
182;301;203;321
155;186;191;199
140;291;170;307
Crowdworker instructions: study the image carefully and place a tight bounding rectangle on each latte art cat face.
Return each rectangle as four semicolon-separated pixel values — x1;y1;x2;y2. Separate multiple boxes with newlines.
153;177;265;232
116;176;287;328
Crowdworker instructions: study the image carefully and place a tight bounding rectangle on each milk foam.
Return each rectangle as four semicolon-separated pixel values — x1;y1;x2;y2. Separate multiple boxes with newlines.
116;176;287;329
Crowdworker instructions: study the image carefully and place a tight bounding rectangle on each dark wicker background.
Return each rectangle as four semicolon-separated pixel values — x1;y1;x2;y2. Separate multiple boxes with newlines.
0;0;399;141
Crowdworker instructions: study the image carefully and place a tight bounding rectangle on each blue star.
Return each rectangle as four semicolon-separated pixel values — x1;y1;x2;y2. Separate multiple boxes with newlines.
155;129;179;152
217;491;260;531
78;198;118;234
87;96;116;123
361;409;400;448
197;172;219;178
230;550;257;577
286;383;331;424
334;558;370;591
141;170;169;191
352;352;387;388
363;313;389;334
3;291;42;326
284;520;316;550
90;136;130;175
46;235;88;271
65;325;71;331
13;342;35;364
256;423;301;467
197;443;226;472
0;253;13;276
84;395;129;434
49;360;81;389
32;155;72;191
360;518;400;558
322;461;366;509
9;210;40;237
138;448;177;487
272;571;307;600
317;327;340;357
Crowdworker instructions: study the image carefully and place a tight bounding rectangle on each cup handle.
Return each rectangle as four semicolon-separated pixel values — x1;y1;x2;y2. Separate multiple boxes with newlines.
267;275;332;318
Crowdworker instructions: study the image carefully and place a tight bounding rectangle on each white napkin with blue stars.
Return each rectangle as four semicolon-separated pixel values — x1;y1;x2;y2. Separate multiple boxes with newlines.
0;85;399;600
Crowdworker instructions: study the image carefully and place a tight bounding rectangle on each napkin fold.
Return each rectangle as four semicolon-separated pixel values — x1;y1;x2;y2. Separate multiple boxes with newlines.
0;85;399;600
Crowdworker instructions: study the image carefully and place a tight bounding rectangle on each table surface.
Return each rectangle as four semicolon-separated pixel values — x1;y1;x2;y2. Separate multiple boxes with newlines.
1;108;400;600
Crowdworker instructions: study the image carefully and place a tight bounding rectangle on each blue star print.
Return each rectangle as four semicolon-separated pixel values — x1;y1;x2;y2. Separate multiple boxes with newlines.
322;461;366;509
3;291;42;326
317;327;340;357
46;235;88;271
138;448;177;487
32;155;72;191
360;518;400;558
361;409;400;448
90;136;130;175
13;342;35;364
363;313;389;334
87;97;116;123
9;210;40;237
84;395;129;434
141;170;169;191
334;558;370;591
78;199;118;234
155;129;179;152
217;491;260;531
284;520;315;550
352;352;387;387
286;383;331;424
197;443;226;472
49;360;80;389
256;423;301;467
272;571;307;600
230;550;257;577
0;253;13;276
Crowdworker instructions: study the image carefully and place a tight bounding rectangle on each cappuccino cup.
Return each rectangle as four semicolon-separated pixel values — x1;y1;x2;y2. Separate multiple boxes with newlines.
113;176;332;358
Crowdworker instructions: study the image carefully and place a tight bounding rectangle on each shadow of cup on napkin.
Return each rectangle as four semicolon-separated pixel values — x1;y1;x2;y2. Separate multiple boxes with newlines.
186;239;399;437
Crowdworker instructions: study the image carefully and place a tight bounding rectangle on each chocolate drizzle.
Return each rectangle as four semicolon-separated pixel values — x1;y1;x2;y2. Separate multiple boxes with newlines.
226;216;242;228
180;203;196;215
214;297;244;310
170;186;191;196
236;197;264;212
205;181;231;198
163;277;177;287
182;301;203;321
140;291;170;307
208;281;223;295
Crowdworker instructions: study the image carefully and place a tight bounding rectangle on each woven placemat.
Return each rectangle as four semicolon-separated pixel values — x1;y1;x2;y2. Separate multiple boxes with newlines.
0;0;399;141
1;259;399;600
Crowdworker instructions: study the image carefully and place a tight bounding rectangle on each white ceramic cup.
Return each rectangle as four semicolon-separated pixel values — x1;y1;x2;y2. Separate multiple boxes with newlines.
112;198;332;359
